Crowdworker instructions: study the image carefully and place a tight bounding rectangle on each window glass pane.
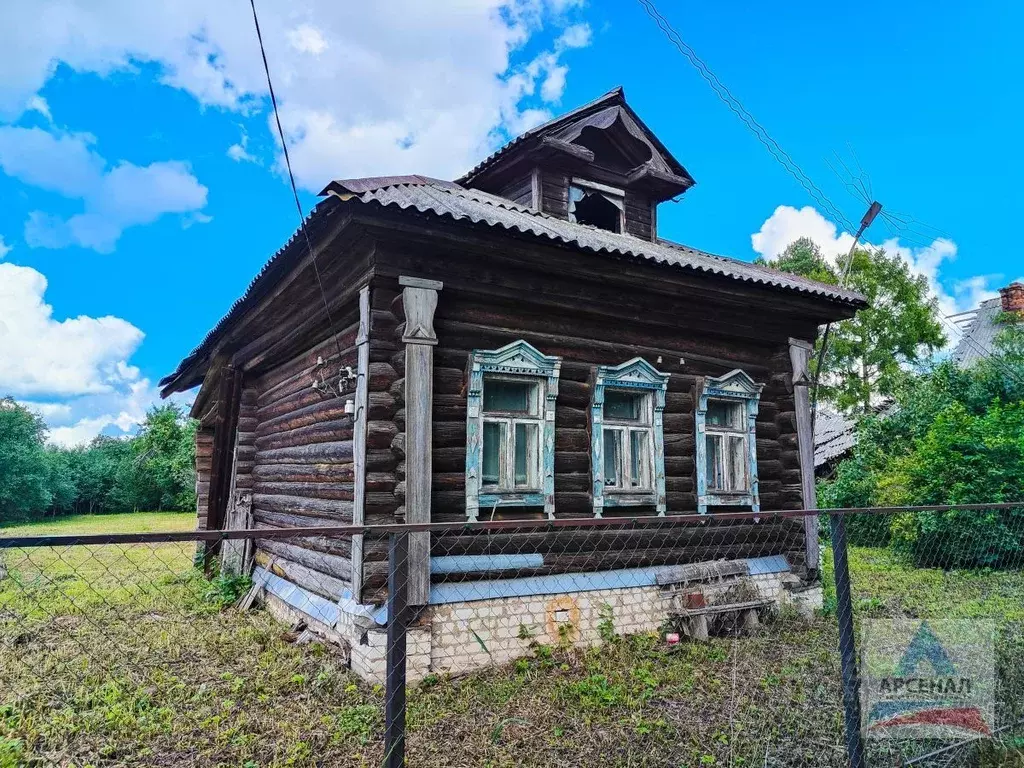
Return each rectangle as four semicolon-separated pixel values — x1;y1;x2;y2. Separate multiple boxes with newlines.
482;422;502;485
727;435;747;492
707;400;743;429
484;379;534;414
605;390;643;421
706;433;721;490
603;429;620;487
629;431;647;488
514;422;538;487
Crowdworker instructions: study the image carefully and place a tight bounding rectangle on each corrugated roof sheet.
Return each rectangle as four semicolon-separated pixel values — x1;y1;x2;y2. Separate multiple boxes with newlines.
331;177;866;304
162;175;866;393
814;409;857;468
951;298;1002;367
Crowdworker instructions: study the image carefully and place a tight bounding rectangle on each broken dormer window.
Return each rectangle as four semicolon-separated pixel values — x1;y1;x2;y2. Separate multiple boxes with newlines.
568;180;624;233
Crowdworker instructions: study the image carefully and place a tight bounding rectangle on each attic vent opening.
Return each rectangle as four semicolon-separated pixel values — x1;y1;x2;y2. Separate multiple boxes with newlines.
569;181;624;234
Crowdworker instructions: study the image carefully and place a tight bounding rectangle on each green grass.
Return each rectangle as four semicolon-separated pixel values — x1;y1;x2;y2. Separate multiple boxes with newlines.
1;518;1022;767
0;511;196;536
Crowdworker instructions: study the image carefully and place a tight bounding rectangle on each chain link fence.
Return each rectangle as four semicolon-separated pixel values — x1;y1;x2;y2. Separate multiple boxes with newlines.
2;506;1022;767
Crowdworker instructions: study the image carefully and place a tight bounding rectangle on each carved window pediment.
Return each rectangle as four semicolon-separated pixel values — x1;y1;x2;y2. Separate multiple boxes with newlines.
695;370;764;515
591;358;669;516
466;340;561;522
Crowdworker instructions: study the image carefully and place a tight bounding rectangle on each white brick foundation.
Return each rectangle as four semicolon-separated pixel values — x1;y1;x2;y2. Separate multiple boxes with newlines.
262;566;822;684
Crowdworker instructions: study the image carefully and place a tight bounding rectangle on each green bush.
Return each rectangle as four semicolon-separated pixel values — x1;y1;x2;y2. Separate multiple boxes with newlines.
818;319;1024;569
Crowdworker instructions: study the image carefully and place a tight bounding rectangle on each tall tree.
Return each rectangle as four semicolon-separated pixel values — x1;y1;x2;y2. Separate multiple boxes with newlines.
0;398;52;521
759;239;946;412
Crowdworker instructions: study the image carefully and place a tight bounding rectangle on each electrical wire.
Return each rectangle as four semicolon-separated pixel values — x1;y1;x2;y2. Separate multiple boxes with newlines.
635;0;856;233
248;0;345;365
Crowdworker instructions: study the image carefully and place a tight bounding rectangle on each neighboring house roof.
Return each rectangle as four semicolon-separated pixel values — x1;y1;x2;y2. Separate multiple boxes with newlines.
161;181;867;395
951;297;1002;367
814;409;857;469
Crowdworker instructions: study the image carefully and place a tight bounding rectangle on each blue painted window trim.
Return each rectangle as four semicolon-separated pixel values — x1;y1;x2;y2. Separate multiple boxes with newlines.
465;340;561;521
591;357;670;516
695;369;764;514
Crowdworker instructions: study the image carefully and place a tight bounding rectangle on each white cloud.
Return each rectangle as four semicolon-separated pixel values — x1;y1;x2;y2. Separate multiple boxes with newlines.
0;261;193;446
0;1;592;190
0;235;10;259
0;262;144;397
227;129;257;163
751;204;1007;320
18;401;72;421
26;94;51;121
0;126;208;252
288;24;329;56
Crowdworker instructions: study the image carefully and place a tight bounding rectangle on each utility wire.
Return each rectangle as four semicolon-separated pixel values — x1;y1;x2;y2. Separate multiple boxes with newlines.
636;0;855;233
637;0;1024;403
248;0;345;365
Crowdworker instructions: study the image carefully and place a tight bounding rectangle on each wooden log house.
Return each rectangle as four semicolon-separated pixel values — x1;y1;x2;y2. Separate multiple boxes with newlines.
161;87;865;678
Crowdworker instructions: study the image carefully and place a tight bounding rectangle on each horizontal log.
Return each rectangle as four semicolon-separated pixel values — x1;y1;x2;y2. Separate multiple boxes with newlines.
253;493;353;519
252;463;355;482
255;441;353;465
368;362;398;392
255;536;352;581
254;420;353;452
253;481;354;501
368;421;398;450
253;508;350;529
554;452;590;474
257;396;350;436
254;548;349;601
237;416;259;432
432;519;803;558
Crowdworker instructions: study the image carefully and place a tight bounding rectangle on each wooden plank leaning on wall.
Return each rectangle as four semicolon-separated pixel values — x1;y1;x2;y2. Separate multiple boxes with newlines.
788;337;819;574
202;364;243;574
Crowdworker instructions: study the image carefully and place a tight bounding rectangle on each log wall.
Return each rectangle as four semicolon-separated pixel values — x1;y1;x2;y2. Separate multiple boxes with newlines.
195;428;214;530
247;318;363;601
369;241;816;600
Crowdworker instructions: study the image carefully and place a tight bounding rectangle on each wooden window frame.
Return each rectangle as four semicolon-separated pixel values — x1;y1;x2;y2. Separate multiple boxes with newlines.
591;358;669;516
568;179;626;234
695;369;764;515
465;340;561;522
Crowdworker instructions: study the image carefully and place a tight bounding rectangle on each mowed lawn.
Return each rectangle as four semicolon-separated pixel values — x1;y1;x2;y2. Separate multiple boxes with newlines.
1;514;1022;767
0;511;197;537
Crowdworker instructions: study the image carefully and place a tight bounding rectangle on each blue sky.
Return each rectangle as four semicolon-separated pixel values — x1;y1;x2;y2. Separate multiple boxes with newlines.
0;0;1020;444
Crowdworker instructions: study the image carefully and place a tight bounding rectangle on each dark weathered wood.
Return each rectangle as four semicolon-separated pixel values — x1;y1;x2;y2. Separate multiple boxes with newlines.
255;441;354;465
254;548;349;600
253;493;353;519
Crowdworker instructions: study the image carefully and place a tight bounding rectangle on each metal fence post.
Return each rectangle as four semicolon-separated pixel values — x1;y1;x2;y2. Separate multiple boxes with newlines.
384;531;409;768
830;513;867;768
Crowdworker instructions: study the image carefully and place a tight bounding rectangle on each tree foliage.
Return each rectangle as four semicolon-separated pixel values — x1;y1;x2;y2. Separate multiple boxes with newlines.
759;237;947;412
0;399;51;519
0;401;197;523
820;318;1024;567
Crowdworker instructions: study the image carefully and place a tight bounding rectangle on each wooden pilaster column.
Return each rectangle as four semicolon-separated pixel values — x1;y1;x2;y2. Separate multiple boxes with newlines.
788;337;819;573
400;276;442;606
350;285;371;602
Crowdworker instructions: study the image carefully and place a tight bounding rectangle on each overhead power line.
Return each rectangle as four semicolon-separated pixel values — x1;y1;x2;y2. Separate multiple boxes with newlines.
635;0;856;233
248;0;345;364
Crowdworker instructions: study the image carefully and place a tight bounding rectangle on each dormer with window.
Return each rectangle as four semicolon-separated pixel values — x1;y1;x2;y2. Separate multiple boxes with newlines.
457;87;695;242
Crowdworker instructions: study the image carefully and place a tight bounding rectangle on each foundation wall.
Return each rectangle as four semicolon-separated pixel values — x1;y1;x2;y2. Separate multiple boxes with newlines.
262;566;822;684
